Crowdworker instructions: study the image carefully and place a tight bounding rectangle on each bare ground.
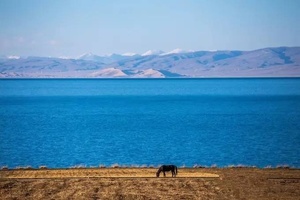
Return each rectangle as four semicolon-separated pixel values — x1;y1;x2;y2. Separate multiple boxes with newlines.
0;168;299;199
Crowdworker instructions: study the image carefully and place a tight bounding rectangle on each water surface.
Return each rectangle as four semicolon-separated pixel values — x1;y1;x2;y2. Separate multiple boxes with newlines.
0;78;299;168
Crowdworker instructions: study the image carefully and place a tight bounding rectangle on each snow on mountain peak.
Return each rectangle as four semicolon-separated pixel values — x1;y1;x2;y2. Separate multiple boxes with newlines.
80;52;93;57
122;52;138;56
78;52;98;59
161;48;187;56
171;48;185;53
142;50;164;56
7;55;20;59
161;48;195;56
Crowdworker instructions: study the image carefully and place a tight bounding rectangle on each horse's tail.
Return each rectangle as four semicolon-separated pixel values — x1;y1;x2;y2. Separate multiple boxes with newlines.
175;165;178;175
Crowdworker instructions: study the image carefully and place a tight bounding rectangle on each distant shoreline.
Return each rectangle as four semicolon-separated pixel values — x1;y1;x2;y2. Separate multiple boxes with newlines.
1;77;300;80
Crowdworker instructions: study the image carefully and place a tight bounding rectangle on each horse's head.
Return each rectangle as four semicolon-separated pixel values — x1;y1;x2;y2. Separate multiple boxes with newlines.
156;171;160;177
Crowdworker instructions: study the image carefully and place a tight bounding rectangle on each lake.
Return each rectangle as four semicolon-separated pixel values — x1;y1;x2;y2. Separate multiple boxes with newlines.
0;78;300;168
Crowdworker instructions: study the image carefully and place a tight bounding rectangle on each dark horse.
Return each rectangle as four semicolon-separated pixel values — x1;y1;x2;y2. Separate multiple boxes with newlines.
156;165;178;177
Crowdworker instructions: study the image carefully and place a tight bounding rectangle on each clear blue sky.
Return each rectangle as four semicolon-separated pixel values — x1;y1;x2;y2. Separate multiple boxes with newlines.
0;0;299;57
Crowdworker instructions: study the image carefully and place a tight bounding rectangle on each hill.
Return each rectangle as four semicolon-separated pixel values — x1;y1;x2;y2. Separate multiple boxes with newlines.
1;47;299;78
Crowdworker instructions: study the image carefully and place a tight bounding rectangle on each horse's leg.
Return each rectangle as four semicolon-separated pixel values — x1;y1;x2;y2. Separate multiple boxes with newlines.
163;171;166;177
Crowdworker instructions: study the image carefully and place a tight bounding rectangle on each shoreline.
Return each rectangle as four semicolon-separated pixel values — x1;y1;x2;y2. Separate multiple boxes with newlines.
2;164;299;170
1;77;300;80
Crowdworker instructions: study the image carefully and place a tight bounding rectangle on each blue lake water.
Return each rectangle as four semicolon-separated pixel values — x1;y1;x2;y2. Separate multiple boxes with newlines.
0;78;300;168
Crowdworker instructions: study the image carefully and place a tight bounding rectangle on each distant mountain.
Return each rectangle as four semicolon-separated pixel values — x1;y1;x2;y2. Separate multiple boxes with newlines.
1;47;299;78
109;47;300;77
0;57;105;78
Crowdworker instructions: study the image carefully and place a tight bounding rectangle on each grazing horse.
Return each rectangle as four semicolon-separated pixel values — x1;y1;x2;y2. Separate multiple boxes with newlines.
156;165;178;177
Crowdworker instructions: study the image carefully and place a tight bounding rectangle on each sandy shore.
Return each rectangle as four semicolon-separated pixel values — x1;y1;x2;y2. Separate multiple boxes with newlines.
1;168;299;199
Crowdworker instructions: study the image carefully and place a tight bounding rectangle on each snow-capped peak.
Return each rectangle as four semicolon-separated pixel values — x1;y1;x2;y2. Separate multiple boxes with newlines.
77;53;103;60
80;52;93;57
161;48;187;56
78;52;96;59
122;52;138;56
142;50;164;56
7;55;20;59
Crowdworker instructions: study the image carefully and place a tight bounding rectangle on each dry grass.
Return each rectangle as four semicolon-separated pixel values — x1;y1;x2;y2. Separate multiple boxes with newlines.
1;168;300;199
0;168;219;179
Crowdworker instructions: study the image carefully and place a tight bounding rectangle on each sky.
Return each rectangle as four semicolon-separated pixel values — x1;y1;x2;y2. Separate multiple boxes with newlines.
0;0;300;57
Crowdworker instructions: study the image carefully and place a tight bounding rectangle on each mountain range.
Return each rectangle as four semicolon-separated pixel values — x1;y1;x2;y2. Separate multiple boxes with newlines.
1;47;300;78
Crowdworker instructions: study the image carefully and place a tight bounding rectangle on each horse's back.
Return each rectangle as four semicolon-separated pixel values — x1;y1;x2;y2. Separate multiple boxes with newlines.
161;165;176;171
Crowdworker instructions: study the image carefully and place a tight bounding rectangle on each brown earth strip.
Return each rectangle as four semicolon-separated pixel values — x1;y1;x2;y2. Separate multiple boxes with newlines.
1;168;300;200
